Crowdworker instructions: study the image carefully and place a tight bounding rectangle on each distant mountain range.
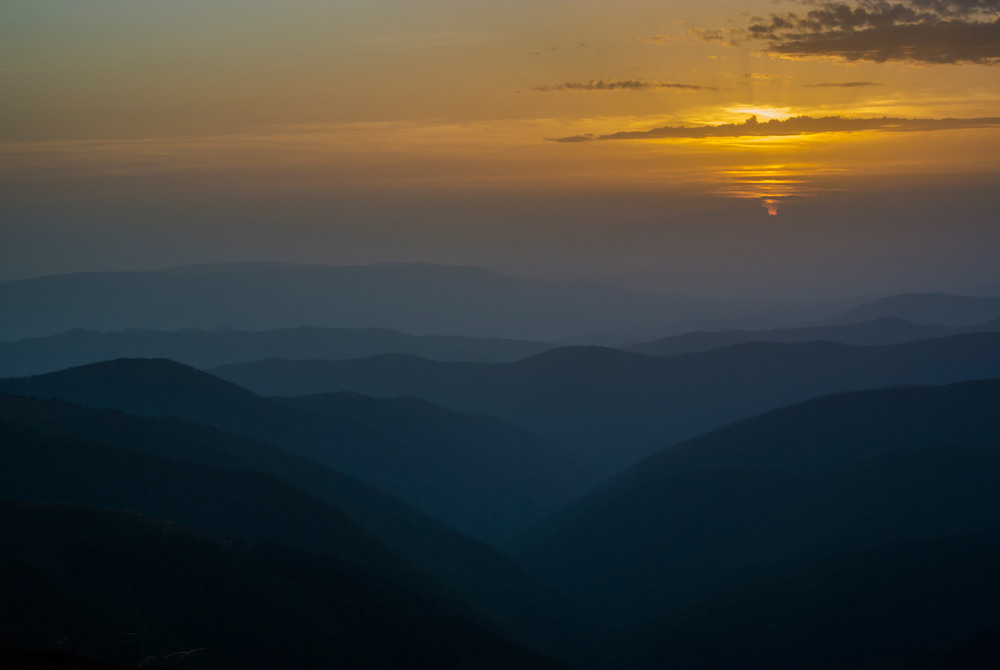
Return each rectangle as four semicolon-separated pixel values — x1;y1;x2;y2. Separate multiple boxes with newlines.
0;359;595;542
3;304;996;380
0;326;557;378
4;264;999;346
0;262;872;342
627;316;1000;356
814;292;1000;327
208;333;1000;473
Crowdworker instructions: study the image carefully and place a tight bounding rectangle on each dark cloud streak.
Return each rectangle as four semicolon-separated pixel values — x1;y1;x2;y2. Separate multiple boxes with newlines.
531;79;717;92
804;80;883;86
746;0;1000;64
550;114;1000;142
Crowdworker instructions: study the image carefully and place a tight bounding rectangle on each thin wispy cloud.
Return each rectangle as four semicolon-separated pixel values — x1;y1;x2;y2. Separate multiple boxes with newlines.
530;79;716;92
529;42;590;55
636;34;673;46
367;29;496;48
550;114;1000;142
746;0;1000;64
804;81;884;87
685;27;746;47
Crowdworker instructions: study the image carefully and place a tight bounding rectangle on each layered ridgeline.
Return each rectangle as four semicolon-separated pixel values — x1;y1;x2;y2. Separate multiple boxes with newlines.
6;263;999;346
3;291;996;378
506;379;1000;667
0;392;593;665
0;326;557;378
0;262;875;343
627;315;1000;356
209;333;1000;473
0;359;595;542
0;500;565;670
628;292;1000;356
812;292;1000;327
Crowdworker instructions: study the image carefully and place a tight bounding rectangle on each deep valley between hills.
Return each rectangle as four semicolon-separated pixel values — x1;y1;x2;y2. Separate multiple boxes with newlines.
2;265;1000;669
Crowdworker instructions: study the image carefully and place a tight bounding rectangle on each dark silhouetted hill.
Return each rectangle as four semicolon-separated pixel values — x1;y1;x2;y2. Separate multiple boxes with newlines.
209;334;1000;472
934;623;1000;669
276;391;598;537
0;417;408;580
0;647;172;670
0;501;566;670
0;392;595;662
626;316;1000;356
0;358;594;542
508;379;1000;624
612;379;1000;482
596;531;1000;669
0;325;557;377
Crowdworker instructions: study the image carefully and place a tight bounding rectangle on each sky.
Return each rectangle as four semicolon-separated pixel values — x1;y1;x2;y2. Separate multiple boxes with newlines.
2;0;999;299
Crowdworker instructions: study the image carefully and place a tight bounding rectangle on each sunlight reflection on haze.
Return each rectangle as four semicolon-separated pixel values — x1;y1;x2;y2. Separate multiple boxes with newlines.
714;165;846;215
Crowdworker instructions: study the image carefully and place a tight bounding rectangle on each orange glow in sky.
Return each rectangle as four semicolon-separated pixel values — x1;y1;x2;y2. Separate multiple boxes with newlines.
1;0;998;293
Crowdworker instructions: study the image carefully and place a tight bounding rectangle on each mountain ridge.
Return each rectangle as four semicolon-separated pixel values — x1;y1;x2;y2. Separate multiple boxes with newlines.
208;333;1000;472
507;378;1000;624
0;500;566;670
0;358;595;541
0;262;871;342
627;315;1000;356
0;325;557;378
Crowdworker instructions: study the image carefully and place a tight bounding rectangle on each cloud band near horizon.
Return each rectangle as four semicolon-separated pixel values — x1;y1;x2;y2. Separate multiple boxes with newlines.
549;114;1000;142
530;79;716;92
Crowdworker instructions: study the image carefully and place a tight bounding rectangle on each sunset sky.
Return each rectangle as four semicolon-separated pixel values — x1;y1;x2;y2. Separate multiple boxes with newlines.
2;0;999;298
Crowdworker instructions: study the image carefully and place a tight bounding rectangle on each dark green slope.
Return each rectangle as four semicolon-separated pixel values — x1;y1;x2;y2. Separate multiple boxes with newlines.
0;501;565;670
0;325;556;377
597;530;1000;670
209;333;1000;472
0;392;596;663
0;358;593;541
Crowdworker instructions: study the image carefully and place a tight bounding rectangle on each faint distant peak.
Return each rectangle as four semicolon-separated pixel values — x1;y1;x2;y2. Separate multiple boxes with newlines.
819;292;1000;327
160;261;334;274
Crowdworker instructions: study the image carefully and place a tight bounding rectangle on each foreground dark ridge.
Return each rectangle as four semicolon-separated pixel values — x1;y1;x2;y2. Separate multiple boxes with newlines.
0;390;597;662
596;530;1000;670
509;378;1000;626
0;501;567;670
